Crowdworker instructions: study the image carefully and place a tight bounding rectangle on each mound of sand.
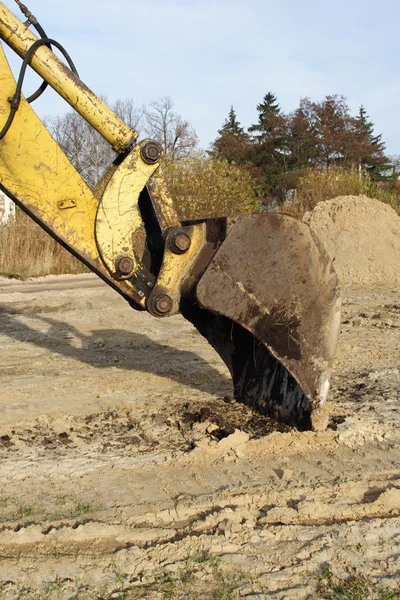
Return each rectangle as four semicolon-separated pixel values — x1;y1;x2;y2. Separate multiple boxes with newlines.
304;195;400;287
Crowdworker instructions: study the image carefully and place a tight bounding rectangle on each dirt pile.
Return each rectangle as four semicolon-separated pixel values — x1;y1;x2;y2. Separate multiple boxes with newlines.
304;195;400;287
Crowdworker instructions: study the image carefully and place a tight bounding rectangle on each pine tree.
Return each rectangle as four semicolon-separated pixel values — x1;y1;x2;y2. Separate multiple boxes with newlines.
211;107;249;164
248;92;282;140
353;106;388;177
220;106;246;137
247;93;288;199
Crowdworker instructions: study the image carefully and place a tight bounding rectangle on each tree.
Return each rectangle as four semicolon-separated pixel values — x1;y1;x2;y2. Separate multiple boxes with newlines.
286;101;319;171
211;106;250;164
247;92;288;199
352;106;388;177
144;97;198;160
46;97;145;190
113;97;145;131
46;96;199;188
387;155;400;179
248;92;282;140
281;97;390;177
309;95;355;169
46;110;113;190
163;151;259;220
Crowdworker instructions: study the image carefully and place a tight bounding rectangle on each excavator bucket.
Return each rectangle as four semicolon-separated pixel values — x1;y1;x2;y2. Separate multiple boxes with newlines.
182;213;341;431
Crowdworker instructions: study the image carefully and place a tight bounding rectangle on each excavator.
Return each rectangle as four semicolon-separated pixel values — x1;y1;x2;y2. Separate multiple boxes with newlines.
0;1;341;431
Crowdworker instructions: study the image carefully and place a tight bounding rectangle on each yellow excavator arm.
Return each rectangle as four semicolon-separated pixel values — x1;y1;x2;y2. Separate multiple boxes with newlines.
0;2;341;431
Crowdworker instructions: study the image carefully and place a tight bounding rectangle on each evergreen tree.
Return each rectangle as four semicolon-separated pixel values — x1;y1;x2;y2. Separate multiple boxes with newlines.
211;106;249;164
352;106;388;177
248;92;281;140
247;92;288;199
220;106;246;137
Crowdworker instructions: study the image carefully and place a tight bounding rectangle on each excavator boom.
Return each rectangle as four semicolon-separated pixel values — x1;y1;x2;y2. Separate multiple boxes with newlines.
0;2;341;431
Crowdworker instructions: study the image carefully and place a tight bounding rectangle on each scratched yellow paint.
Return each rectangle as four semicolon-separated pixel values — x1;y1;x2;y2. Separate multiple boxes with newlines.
0;42;101;265
147;166;181;230
95;142;159;276
0;4;183;311
148;223;207;316
0;42;147;308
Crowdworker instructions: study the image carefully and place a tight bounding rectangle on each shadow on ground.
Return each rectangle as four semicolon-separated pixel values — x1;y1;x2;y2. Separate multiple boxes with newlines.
0;307;231;394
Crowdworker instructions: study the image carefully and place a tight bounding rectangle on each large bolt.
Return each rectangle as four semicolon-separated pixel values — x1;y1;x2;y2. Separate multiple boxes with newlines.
140;141;162;164
151;293;173;316
170;231;191;254
115;255;134;276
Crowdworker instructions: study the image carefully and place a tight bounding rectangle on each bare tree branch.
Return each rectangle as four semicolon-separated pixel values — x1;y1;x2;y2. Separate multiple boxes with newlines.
144;97;198;160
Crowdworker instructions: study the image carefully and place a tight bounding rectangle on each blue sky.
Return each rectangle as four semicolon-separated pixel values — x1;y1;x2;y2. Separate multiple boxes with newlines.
3;0;400;154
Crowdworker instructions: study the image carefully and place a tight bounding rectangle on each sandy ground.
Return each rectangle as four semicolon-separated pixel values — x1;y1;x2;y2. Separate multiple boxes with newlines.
0;274;399;599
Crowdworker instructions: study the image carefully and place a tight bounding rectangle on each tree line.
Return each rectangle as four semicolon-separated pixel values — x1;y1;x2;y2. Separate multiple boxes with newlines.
211;93;392;202
45;92;398;217
45;96;255;219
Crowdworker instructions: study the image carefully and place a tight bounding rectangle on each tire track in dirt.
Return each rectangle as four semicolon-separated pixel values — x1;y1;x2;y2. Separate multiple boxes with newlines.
0;279;399;599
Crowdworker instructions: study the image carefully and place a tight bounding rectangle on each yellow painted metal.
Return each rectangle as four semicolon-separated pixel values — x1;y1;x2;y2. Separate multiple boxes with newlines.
147;166;180;231
0;5;193;311
147;224;207;316
0;2;137;153
0;42;145;307
95;141;160;276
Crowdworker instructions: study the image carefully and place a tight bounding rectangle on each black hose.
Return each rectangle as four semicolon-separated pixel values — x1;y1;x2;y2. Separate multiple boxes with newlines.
25;21;51;103
25;21;79;103
0;37;79;140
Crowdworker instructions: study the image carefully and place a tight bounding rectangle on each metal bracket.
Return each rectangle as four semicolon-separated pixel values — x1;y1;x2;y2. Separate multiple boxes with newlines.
95;140;162;305
57;198;76;210
147;224;207;317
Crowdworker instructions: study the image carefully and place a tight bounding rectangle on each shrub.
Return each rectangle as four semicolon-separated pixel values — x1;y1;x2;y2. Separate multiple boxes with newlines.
283;168;400;218
163;152;260;220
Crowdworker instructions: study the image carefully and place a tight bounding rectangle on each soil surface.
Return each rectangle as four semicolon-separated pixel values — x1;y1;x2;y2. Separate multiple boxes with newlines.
0;274;399;599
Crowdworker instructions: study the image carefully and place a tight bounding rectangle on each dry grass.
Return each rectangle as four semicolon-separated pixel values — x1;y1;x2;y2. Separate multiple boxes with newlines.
283;168;400;218
0;212;87;279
